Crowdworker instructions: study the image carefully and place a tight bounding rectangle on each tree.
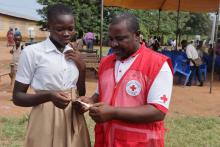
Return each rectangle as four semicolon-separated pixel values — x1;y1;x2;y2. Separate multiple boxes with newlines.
36;1;211;45
37;0;100;37
184;13;211;36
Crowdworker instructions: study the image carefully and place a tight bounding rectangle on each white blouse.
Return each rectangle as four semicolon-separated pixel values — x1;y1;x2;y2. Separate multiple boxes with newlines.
16;38;79;91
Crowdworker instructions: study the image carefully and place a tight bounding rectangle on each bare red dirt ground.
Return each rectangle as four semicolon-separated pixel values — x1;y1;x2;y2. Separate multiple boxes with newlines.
0;41;220;118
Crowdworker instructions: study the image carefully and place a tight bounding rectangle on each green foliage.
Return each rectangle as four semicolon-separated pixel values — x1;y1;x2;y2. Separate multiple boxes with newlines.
36;1;211;42
37;0;101;35
184;13;212;36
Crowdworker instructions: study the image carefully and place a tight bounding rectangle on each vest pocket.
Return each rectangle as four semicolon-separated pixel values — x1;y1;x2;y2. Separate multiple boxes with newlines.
113;127;164;147
114;128;148;147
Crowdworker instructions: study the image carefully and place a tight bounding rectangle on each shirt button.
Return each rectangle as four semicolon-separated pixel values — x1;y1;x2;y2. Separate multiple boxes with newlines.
119;70;122;72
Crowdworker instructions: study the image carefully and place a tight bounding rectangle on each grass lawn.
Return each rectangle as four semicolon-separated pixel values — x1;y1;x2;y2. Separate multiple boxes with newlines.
0;116;28;147
165;117;220;147
0;116;220;147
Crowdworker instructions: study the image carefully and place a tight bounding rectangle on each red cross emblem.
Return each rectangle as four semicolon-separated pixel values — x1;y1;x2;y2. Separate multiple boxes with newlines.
160;95;168;103
126;80;141;96
130;85;136;91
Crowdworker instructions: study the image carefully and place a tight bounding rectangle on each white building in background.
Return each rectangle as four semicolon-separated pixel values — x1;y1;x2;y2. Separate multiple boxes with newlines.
0;8;48;41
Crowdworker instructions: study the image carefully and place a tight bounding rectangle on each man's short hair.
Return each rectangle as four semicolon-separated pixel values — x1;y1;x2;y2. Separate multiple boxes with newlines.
110;13;139;33
181;40;188;45
47;4;73;22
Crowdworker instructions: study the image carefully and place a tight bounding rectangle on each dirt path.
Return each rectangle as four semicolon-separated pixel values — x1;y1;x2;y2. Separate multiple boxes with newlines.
169;83;220;117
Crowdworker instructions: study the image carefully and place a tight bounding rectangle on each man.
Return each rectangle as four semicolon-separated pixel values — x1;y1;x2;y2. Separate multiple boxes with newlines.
10;34;23;86
14;28;22;37
78;13;173;147
14;28;22;38
12;4;90;147
84;31;96;50
181;40;203;86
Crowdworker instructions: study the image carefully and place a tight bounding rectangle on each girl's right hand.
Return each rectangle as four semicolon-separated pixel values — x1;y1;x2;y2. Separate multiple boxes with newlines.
49;92;71;109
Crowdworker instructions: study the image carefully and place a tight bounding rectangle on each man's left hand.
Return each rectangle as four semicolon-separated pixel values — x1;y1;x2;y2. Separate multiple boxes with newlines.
89;102;116;123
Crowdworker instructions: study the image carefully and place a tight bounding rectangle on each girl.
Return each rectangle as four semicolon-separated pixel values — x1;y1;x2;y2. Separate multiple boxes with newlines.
13;4;91;147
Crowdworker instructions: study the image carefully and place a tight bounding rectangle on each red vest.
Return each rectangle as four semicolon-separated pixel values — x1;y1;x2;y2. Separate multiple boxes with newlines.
95;45;172;147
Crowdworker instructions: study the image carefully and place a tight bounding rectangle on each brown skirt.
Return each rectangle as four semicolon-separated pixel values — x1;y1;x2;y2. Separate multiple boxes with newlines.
24;89;91;147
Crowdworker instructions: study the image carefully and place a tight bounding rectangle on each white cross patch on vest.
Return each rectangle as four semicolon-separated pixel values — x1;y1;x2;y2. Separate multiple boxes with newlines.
126;80;142;96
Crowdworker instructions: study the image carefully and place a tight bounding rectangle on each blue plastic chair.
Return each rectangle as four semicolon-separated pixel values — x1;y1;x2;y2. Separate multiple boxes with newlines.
107;48;113;55
173;53;187;67
161;50;174;67
161;50;173;59
174;59;192;86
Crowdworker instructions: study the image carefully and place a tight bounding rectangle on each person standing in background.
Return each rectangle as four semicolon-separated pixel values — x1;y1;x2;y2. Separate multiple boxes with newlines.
14;28;22;37
7;27;14;47
181;40;203;86
10;34;23;86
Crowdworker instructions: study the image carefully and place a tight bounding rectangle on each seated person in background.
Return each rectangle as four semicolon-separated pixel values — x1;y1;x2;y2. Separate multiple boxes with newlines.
181;40;203;86
84;31;96;51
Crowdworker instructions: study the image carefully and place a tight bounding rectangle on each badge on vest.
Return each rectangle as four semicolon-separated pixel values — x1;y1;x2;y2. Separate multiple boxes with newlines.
126;80;142;96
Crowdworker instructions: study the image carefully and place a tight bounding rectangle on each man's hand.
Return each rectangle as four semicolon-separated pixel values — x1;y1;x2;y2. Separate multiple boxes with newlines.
73;96;95;114
89;102;116;123
80;96;97;104
49;92;71;109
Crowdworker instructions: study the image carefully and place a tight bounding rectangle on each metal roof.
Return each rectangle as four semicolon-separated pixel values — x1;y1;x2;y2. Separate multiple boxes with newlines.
0;8;40;21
